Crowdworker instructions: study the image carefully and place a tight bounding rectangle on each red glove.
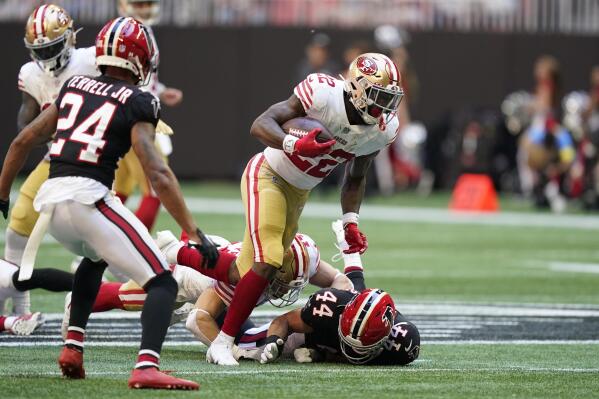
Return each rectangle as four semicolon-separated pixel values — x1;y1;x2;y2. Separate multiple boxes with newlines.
343;223;368;254
291;129;336;157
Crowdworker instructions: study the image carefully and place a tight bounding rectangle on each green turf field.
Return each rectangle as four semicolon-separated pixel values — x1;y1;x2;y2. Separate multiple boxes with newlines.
1;182;599;398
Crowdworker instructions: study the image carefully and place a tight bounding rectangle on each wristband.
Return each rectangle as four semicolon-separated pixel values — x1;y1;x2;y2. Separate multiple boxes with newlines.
342;212;359;226
282;135;299;155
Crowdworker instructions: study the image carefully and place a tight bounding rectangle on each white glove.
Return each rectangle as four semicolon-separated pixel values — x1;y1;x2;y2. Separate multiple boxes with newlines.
260;337;284;364
293;347;322;363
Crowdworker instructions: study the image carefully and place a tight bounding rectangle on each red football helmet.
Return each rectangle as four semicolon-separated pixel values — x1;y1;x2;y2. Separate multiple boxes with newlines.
95;17;155;85
338;288;396;364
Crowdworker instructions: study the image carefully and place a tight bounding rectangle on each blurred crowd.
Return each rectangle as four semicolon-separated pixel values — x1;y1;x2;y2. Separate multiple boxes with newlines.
295;27;599;212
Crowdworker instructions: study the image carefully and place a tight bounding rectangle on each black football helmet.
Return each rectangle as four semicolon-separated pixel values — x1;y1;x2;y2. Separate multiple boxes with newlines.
381;318;420;365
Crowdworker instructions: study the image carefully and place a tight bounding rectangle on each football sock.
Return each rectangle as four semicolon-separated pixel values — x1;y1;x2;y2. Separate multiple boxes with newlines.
4;228;27;264
134;195;161;232
0;316;10;332
65;326;85;352
11;268;73;292
215;311;257;342
137;272;177;369
220;269;268;337
177;246;235;284
115;192;128;204
92;282;125;312
68;258;107;346
343;252;366;291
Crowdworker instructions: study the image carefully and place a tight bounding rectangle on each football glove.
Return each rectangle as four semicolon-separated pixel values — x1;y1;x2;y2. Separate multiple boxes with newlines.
287;128;336;157
260;335;285;364
191;228;219;269
0;198;9;219
293;347;323;363
343;223;368;255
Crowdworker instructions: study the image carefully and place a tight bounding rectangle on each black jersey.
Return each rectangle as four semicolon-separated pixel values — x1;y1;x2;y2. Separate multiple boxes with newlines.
48;74;160;188
300;288;357;353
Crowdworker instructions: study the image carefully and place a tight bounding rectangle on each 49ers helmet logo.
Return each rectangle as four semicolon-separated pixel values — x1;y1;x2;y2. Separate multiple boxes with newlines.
356;56;378;76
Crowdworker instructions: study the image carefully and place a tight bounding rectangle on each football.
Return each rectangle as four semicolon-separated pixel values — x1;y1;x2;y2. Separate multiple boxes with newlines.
282;117;334;143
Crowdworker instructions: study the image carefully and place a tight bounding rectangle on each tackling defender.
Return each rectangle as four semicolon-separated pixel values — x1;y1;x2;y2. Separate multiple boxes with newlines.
2;4;98;315
235;221;420;366
207;53;404;365
0;17;217;389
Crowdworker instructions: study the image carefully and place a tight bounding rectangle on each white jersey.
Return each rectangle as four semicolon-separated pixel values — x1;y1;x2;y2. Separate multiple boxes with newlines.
263;73;400;190
18;47;98;110
214;234;321;306
142;26;165;98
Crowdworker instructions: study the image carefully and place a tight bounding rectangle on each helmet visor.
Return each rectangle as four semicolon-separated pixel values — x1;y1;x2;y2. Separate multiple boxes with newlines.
27;36;67;62
366;85;404;117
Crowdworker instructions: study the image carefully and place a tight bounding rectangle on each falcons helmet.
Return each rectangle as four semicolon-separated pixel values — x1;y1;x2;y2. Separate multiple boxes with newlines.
338;288;396;364
95;17;155;86
344;53;404;125
24;4;76;75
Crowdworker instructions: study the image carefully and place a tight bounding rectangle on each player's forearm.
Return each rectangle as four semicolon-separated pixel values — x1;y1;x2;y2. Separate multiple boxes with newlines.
267;315;291;340
250;115;286;149
148;167;197;234
340;174;366;214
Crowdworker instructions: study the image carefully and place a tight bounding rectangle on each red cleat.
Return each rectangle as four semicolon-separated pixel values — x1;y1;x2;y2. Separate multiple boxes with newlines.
128;368;199;390
58;347;85;379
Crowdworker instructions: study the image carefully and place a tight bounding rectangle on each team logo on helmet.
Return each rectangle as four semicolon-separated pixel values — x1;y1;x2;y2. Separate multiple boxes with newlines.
356;56;378;76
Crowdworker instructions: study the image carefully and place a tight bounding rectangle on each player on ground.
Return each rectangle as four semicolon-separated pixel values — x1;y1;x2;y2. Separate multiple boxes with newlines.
0;17;218;390
235;221;420;366
0;259;73;335
2;4;98;315
207;53;404;365
113;0;183;231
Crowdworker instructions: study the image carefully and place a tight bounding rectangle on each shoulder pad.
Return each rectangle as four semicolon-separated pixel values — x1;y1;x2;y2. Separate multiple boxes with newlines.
293;73;339;112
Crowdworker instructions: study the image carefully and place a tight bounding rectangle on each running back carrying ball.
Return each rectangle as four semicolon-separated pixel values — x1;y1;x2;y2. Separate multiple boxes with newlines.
281;117;336;157
282;117;334;142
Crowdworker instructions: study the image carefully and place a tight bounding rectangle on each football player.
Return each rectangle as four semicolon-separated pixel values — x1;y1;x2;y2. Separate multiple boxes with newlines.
235;221;420;366
0;258;72;335
181;232;353;347
207;53;404;365
113;0;183;232
2;4;98;315
0;17;217;389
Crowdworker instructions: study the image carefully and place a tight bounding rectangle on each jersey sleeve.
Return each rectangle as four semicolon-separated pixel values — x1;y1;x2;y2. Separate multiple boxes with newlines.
18;63;40;104
293;73;336;114
127;91;161;128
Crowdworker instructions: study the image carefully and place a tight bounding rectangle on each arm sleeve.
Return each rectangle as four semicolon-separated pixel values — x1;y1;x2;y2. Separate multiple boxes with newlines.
127;92;161;128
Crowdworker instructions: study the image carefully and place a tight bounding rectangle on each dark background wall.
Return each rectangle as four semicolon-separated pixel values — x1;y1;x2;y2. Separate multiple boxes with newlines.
1;22;597;178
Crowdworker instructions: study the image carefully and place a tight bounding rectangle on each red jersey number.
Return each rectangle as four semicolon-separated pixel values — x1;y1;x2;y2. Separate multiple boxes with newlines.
287;149;354;178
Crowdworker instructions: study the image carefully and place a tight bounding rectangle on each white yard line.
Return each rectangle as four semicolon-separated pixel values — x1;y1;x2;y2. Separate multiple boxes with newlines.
181;197;599;230
2;367;599;376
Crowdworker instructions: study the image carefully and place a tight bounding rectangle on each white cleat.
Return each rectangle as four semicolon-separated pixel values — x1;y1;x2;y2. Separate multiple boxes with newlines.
61;292;71;340
206;333;239;366
9;312;45;336
155;231;184;264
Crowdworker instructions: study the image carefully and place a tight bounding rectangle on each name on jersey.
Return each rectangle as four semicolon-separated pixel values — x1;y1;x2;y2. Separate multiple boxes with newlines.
67;76;133;104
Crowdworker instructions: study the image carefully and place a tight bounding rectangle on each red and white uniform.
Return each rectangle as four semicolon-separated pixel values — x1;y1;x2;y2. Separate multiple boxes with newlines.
215;233;321;306
263;73;400;190
18;47;98;160
19;47;98;110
